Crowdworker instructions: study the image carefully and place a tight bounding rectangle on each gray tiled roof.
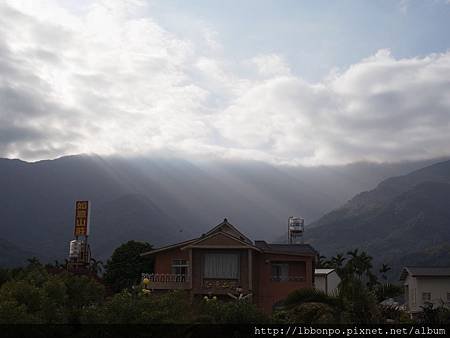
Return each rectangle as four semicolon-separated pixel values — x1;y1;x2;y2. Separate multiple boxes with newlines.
254;241;317;255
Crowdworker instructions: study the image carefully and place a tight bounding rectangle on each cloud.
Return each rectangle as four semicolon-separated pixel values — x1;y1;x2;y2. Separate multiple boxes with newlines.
0;1;449;165
216;49;450;165
251;54;291;78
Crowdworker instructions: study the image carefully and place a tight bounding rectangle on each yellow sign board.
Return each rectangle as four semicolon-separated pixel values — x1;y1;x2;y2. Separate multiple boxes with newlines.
74;200;90;237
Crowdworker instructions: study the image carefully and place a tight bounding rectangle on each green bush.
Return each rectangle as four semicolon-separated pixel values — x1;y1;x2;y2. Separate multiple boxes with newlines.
81;289;192;324
0;260;106;324
196;298;267;323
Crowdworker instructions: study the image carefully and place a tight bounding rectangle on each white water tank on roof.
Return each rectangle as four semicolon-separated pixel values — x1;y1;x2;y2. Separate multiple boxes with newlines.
288;217;304;232
69;240;82;258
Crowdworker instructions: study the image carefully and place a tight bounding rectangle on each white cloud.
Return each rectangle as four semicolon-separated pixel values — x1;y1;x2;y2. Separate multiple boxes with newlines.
216;49;450;165
251;54;291;78
0;0;450;165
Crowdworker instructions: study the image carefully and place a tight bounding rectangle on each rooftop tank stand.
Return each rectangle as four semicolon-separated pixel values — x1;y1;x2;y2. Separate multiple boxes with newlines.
288;216;304;244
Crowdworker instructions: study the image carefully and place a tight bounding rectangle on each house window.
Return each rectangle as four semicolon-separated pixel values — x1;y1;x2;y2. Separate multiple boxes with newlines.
271;263;289;282
204;253;239;279
171;259;188;276
422;292;431;302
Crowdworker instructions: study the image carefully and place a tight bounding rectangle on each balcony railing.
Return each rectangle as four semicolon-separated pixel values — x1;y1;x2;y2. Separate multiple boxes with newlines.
142;273;190;290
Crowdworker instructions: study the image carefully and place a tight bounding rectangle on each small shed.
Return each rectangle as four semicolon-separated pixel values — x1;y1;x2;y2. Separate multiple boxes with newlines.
314;268;340;295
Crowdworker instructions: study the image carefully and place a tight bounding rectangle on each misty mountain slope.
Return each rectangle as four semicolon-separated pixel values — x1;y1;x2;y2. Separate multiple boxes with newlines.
0;238;36;267
122;157;444;239
0;156;179;261
0;154;444;265
307;160;450;276
90;194;185;258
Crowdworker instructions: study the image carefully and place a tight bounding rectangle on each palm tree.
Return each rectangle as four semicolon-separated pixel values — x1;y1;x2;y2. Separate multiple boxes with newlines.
347;248;360;259
379;264;391;281
344;249;374;283
317;255;330;268
324;253;345;278
331;253;345;268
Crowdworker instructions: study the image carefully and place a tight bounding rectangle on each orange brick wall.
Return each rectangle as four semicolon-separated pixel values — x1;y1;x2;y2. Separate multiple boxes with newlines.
152;247;315;313
255;253;314;313
154;247;189;274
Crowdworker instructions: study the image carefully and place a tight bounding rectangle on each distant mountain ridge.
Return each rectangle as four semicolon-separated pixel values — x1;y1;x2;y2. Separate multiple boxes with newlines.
0;154;445;266
0;238;35;267
307;160;450;278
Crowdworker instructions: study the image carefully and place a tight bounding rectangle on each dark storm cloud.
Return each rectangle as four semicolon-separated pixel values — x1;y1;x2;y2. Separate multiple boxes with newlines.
0;125;43;143
0;85;49;119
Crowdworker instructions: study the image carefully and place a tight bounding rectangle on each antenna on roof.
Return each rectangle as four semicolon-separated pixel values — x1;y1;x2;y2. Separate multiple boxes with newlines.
288;216;304;244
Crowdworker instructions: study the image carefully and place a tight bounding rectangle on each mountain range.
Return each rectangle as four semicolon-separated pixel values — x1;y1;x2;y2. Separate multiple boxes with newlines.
307;160;450;278
0;154;448;270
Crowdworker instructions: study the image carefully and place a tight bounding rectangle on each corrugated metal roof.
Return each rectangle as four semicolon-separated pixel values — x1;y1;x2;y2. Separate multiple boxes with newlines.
315;268;335;275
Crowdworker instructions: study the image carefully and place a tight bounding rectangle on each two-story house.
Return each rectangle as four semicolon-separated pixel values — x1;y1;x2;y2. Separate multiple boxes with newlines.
141;218;317;313
400;266;450;314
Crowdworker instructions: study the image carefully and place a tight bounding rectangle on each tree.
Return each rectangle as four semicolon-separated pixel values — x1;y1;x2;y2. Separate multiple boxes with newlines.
327;253;346;277
331;253;345;269
0;259;105;324
316;255;329;268
315;250;398;323
88;258;104;276
81;290;192;324
0;300;37;324
0;268;11;287
103;241;153;292
379;264;391;281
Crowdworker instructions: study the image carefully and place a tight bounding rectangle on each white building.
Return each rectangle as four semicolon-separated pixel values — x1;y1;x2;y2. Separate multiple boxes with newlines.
400;267;450;314
314;268;340;295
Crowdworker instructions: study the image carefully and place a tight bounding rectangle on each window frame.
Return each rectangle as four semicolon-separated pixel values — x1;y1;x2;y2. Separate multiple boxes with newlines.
171;259;189;276
271;262;289;282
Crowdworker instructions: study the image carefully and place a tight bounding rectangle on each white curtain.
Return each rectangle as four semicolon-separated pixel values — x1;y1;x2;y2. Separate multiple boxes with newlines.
204;253;239;278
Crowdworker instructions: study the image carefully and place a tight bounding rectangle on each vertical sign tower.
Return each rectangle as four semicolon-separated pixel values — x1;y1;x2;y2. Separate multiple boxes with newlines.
68;201;91;270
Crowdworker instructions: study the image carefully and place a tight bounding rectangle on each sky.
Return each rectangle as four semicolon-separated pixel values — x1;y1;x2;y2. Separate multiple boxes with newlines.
0;0;449;165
